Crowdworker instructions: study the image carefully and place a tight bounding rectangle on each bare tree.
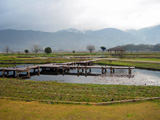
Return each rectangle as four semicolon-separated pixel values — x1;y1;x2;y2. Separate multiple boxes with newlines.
3;46;10;54
10;50;14;54
31;45;42;54
87;45;95;54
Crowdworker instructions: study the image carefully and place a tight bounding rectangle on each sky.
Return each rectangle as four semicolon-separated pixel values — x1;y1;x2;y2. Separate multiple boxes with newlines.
0;0;160;32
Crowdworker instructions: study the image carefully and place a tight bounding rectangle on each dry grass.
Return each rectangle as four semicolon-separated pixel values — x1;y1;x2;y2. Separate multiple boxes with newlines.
0;99;160;120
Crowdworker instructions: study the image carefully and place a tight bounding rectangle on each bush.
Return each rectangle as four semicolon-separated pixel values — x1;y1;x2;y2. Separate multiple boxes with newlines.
24;49;29;54
45;47;52;54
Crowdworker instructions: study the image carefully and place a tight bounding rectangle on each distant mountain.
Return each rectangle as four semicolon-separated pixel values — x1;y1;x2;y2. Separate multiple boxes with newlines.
117;43;160;51
126;25;160;44
0;25;160;52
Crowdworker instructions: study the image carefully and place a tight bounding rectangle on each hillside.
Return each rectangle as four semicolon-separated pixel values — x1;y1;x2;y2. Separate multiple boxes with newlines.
0;25;160;52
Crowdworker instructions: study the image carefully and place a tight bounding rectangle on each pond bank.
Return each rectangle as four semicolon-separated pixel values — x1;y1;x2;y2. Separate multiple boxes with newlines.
96;60;160;71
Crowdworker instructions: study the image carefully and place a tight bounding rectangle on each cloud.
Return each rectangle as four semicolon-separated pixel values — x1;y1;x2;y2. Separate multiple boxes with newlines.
0;0;160;32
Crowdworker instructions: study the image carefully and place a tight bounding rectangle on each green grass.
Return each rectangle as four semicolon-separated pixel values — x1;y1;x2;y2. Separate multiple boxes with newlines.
1;52;160;58
96;60;160;70
122;58;160;62
0;99;160;120
1;52;160;70
0;57;86;65
0;52;106;57
0;78;160;103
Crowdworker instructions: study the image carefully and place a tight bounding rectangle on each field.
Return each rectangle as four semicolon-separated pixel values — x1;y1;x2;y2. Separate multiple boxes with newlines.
1;52;160;70
0;52;160;119
0;78;160;103
96;59;160;70
0;99;160;120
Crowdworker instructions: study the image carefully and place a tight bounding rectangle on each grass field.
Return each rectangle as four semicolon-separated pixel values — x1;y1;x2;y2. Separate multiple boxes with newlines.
0;78;160;103
0;99;160;120
0;52;106;58
1;51;160;58
0;52;160;119
0;57;86;65
122;58;160;62
96;60;160;70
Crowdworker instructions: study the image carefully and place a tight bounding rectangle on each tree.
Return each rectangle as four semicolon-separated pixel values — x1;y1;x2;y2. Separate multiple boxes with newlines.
3;46;10;54
100;46;106;52
44;47;52;54
31;45;42;54
72;50;75;53
152;44;160;51
24;49;29;54
87;45;95;54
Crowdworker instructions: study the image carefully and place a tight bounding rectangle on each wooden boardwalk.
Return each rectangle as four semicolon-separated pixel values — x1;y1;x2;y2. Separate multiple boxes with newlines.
0;60;135;78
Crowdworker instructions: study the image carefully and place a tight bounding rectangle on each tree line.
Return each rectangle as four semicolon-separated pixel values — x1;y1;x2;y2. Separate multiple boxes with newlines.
117;44;160;52
3;44;107;54
5;43;159;54
3;45;52;54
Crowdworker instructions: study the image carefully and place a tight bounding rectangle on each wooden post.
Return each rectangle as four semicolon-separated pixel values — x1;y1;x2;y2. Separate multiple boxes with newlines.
7;71;9;77
17;71;19;78
38;66;40;75
110;67;113;74
62;66;64;76
129;67;131;75
113;69;115;73
38;66;40;72
38;72;40;76
27;70;30;77
82;68;84;73
27;67;30;77
85;67;87;77
77;66;79;77
13;71;15;77
57;68;59;75
102;67;104;74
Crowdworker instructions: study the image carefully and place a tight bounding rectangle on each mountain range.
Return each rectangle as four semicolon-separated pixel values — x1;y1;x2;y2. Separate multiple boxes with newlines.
0;25;160;52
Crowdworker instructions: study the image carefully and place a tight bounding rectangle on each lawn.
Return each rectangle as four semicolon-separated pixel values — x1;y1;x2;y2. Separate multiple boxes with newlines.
122;58;160;62
96;60;160;70
0;99;160;120
0;78;160;103
0;57;86;65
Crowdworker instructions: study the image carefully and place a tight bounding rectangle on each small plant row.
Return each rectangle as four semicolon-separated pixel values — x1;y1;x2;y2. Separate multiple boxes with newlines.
0;78;160;103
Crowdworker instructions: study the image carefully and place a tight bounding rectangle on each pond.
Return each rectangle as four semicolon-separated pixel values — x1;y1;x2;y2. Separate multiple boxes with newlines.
0;64;160;86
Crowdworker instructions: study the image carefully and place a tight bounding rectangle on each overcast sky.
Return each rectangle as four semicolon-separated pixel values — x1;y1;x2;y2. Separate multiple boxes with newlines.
0;0;160;32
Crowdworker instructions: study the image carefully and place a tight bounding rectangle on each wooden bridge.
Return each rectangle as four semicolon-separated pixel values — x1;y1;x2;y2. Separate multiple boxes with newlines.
0;60;135;78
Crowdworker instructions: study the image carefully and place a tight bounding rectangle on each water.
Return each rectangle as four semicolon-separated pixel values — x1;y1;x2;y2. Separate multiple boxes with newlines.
1;64;160;86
